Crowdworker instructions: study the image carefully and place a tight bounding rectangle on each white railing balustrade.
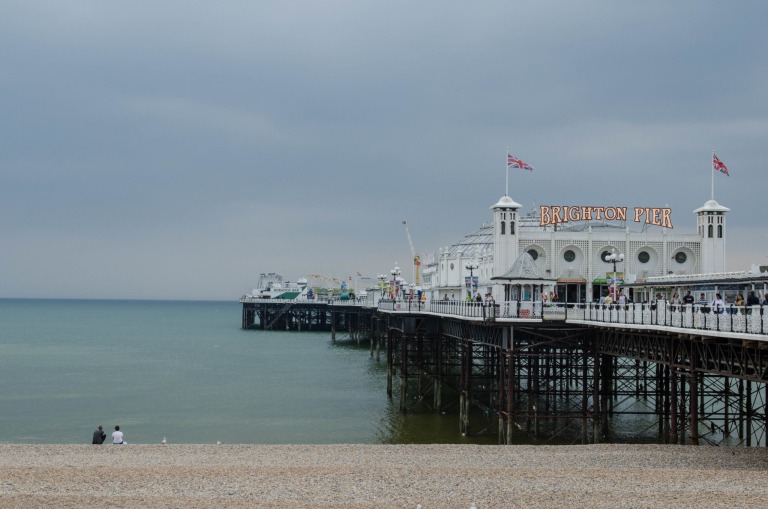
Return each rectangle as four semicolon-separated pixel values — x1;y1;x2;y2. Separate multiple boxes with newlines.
240;297;367;306
376;299;768;337
582;302;768;335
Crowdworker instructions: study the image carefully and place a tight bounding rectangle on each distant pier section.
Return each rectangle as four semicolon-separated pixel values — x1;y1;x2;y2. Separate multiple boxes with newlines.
239;297;376;338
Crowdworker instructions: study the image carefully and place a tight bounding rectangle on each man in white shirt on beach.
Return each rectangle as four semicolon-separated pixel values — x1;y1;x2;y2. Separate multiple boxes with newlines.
112;425;124;444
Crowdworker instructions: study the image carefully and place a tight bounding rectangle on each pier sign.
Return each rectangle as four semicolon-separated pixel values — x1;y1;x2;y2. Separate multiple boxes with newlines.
539;206;673;229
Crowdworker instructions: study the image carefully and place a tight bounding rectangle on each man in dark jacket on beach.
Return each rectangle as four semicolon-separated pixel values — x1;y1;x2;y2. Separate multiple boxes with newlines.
92;425;106;444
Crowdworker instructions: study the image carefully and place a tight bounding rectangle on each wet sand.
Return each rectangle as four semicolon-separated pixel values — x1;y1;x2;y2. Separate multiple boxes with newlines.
1;444;767;508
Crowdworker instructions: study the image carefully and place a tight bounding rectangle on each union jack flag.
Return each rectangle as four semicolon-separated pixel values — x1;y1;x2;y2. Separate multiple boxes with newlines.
713;153;729;176
507;153;534;171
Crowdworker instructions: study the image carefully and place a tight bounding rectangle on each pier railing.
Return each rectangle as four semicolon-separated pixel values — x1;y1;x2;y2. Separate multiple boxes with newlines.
576;302;768;336
378;299;768;337
240;297;366;306
379;298;498;319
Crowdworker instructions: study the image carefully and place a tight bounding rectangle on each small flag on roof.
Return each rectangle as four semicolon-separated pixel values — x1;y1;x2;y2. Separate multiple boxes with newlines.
507;153;534;171
713;153;729;176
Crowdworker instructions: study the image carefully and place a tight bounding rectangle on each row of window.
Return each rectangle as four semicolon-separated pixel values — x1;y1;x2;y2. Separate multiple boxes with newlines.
526;248;689;264
500;221;515;235
699;224;723;238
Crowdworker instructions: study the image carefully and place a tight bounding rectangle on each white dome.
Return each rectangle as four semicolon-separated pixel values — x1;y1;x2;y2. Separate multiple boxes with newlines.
491;195;522;209
693;199;730;213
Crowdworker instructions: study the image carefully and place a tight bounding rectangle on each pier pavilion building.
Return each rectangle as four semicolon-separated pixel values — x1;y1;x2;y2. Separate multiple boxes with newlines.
421;193;729;304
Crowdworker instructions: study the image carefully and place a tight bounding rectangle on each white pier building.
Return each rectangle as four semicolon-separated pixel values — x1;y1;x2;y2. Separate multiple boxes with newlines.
421;193;729;304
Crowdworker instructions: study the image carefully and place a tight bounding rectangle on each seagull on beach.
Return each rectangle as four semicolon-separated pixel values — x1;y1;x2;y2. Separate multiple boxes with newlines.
161;437;167;444
216;441;222;445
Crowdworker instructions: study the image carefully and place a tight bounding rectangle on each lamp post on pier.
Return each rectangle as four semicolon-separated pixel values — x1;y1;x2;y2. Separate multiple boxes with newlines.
465;261;479;300
390;266;401;299
606;249;624;301
377;274;387;300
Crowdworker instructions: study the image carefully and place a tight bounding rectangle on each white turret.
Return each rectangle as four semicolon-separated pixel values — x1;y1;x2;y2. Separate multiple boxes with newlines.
491;195;522;277
694;199;729;273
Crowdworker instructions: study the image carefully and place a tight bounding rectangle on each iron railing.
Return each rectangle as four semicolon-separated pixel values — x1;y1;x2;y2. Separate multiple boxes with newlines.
377;299;768;337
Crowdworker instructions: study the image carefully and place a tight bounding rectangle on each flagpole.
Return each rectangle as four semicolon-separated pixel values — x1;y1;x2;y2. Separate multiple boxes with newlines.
505;147;509;196
711;149;715;200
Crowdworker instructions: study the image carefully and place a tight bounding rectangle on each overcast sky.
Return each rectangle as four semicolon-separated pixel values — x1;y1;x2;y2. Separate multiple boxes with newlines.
1;1;766;300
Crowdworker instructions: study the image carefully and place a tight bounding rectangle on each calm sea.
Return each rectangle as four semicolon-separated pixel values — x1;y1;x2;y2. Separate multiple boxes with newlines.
0;299;500;445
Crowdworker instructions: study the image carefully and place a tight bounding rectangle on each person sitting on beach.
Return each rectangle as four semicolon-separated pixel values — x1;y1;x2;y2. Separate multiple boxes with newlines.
92;425;106;445
112;425;124;445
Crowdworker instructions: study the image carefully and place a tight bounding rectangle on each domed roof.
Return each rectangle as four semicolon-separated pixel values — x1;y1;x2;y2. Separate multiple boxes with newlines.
492;252;557;282
491;195;522;209
693;199;730;213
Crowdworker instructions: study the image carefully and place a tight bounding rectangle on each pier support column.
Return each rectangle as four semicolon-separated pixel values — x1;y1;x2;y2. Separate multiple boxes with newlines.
434;336;443;413
582;345;589;444
592;346;601;443
459;339;473;436
670;368;679;444
657;363;665;441
600;353;611;439
506;350;516;445
746;380;753;447
400;333;410;413
386;329;394;399
689;355;699;446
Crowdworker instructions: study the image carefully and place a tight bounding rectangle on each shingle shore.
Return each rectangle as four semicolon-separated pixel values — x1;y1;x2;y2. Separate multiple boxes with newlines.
1;444;767;508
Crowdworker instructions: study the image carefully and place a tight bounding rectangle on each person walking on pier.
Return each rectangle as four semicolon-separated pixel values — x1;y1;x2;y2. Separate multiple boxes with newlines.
92;425;106;444
697;293;708;313
670;292;681;312
712;293;725;314
746;291;760;314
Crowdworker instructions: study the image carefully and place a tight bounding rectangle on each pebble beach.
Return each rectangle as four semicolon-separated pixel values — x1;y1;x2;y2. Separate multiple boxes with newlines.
1;444;767;508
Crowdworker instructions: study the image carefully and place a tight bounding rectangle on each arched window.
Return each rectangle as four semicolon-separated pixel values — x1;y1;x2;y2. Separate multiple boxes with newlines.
718;225;723;238
708;225;713;238
500;221;505;234
510;221;515;235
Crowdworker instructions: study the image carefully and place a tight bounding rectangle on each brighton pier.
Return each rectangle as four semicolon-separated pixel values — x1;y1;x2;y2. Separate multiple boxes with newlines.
241;184;767;447
241;291;768;447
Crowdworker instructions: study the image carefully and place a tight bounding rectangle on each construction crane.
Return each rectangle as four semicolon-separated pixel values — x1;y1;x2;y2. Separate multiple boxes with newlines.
402;220;420;286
